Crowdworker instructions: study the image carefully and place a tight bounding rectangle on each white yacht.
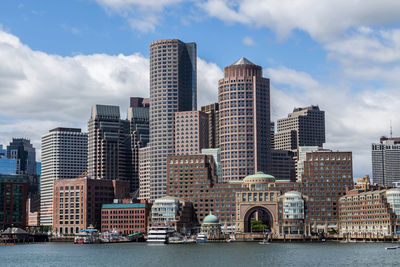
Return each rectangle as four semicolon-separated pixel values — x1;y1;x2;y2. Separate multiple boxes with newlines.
147;226;174;244
196;233;207;243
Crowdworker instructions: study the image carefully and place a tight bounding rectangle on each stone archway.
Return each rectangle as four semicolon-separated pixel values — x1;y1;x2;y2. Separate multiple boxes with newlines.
243;206;273;233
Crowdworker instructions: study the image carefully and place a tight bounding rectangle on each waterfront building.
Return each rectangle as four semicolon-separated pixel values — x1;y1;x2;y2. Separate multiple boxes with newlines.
269;150;296;182
128;97;150;194
149;196;197;232
0;144;17;175
138;146;151;200
40;127;88;226
201;148;222;182
218;57;271;182
339;188;400;235
0;175;28;230
149;39;197;201
234;173;308;235
274;106;325;151
101;200;150;235
167;150;353;235
300;150;353;231
174;110;208;155
6;138;36;175
372;136;400;186
88;104;130;181
200;213;223;239
52;178;130;235
201;103;219;148
167;154;241;230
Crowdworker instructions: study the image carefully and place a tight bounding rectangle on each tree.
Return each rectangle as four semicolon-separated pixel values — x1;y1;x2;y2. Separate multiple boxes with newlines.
250;220;267;232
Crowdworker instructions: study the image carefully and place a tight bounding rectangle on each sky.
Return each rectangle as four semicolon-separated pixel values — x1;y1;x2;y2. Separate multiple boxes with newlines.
1;0;400;178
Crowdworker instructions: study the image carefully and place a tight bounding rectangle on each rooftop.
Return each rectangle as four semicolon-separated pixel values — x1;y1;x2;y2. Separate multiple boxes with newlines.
232;57;255;66
102;203;146;209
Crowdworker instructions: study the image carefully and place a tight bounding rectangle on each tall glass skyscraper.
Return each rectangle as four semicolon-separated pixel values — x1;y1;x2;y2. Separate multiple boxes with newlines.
149;39;197;201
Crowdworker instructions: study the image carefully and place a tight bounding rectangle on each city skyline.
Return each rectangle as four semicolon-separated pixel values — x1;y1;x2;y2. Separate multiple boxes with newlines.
2;1;400;178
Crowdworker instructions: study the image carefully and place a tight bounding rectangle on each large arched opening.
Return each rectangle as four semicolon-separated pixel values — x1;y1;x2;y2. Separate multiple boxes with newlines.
243;206;273;233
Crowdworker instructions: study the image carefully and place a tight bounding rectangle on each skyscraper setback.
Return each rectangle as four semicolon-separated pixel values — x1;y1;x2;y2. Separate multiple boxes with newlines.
87;105;130;181
128;97;150;194
274;106;325;151
149;39;197;200
218;57;271;181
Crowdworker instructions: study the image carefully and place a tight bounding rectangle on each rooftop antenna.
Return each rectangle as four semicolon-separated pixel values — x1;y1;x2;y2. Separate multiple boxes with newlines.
390;120;393;138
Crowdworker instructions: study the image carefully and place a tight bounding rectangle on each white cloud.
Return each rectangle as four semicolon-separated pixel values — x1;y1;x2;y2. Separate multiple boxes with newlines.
242;36;255;46
200;0;400;41
0;29;220;159
94;0;182;32
267;66;400;178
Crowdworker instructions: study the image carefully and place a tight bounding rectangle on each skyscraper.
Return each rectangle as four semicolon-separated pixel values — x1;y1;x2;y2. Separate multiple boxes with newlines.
7;138;36;175
372;137;400;186
218;57;271;181
201;103;219;148
274;106;325;151
87;104;130;181
149;39;197;200
128;97;149;194
0;144;17;175
174;111;208;155
40;127;88;226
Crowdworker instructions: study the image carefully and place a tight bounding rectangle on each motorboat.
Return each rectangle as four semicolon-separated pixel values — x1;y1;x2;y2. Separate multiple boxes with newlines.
196;233;207;243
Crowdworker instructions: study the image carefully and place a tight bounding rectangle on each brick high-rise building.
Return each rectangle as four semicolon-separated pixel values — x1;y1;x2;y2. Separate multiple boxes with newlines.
149;39;197;201
218;57;271;181
372;136;400;186
128;97;149;195
40;128;87;226
274;106;325;151
87;105;130;181
201;103;219;148
174;111;208;155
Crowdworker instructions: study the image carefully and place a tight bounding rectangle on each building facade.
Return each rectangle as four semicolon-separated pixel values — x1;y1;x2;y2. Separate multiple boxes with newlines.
274;106;325;151
0;175;28;230
201;148;222;182
101;201;150;235
201;103;219;148
218;57;271;181
138;146;151;200
40;127;88;226
269;149;296;181
6;138;36;175
87;104;130;181
149;196;197;232
372;137;400;186
0;145;17;175
339;188;400;235
149;39;197;201
52;178;130;235
174;110;208;155
128;97;150;195
167;150;353;235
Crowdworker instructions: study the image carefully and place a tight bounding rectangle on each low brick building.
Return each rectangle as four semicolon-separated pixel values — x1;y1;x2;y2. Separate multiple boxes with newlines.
52;178;130;235
101;200;150;235
339;188;400;235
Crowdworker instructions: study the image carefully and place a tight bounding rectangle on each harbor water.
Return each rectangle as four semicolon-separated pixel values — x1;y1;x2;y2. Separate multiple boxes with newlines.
1;242;399;266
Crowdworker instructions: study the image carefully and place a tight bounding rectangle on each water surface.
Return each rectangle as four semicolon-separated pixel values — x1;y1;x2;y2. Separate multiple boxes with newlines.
1;242;398;266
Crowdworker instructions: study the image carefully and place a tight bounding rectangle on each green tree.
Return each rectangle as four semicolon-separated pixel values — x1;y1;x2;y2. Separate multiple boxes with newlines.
250;220;267;232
